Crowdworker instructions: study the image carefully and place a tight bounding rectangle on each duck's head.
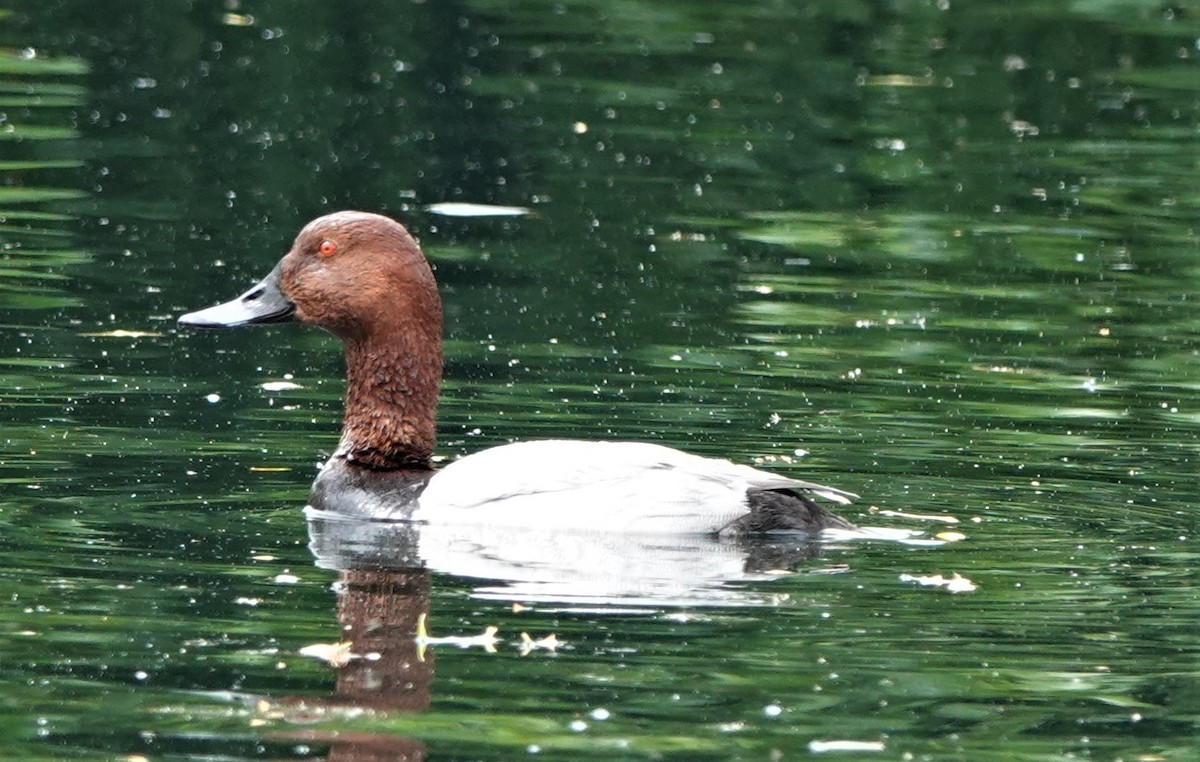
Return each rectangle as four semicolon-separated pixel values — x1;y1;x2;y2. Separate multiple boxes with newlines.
178;211;441;345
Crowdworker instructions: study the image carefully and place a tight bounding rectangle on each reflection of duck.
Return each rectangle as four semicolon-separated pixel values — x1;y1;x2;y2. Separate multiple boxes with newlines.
179;211;856;534
264;565;434;759
306;506;837;607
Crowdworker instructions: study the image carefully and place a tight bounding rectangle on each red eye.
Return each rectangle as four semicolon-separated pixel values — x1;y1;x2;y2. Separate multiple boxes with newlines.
318;240;338;257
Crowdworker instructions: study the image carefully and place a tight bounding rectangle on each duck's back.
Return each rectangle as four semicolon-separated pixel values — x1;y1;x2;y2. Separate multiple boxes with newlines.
414;440;853;534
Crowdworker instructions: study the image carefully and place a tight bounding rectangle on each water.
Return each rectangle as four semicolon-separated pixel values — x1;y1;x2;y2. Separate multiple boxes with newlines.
2;0;1197;758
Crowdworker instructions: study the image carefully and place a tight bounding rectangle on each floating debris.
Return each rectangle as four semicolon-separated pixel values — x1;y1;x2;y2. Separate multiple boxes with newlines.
518;632;560;655
80;329;163;338
970;364;1041;375
809;739;886;753
415;613;499;660
260;381;302;391
900;572;977;593
299;641;356;668
221;12;255;27
935;531;968;542
426;202;530;218
865;73;932;87
874;508;959;524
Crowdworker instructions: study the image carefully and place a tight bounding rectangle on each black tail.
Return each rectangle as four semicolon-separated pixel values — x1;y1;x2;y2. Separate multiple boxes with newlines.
718;488;855;537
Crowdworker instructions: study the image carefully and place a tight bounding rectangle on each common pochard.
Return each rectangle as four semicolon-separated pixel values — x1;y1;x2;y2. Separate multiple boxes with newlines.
179;211;856;534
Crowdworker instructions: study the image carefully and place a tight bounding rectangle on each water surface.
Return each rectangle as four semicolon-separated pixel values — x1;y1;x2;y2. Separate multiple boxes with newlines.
1;1;1197;759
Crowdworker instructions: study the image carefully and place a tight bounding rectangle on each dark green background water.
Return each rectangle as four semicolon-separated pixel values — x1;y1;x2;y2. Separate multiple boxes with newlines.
2;0;1197;759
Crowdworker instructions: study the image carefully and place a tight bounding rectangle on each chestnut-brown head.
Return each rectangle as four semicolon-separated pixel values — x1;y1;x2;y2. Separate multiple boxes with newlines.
277;212;441;346
180;211;441;344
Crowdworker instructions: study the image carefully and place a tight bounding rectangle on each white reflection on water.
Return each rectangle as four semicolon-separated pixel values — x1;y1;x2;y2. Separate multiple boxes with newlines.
306;510;931;608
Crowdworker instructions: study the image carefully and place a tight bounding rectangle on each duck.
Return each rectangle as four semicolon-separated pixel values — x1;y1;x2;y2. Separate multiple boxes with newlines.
178;211;857;535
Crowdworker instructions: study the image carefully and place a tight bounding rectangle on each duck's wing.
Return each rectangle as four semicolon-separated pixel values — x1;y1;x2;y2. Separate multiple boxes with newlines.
416;440;854;534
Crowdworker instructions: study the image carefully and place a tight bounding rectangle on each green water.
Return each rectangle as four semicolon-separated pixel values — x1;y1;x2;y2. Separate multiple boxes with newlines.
1;0;1197;759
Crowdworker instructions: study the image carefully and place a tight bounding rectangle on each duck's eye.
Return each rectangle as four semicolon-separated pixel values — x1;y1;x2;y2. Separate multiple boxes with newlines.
318;240;338;257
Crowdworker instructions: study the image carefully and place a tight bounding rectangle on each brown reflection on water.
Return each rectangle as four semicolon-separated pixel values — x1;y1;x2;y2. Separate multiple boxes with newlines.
269;568;432;761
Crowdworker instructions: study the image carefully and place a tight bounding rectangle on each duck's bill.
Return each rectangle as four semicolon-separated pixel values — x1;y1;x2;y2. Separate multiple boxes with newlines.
177;262;295;329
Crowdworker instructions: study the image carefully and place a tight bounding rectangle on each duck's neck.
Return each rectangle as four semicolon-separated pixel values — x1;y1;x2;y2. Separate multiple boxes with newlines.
336;332;442;471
